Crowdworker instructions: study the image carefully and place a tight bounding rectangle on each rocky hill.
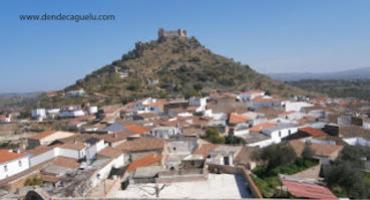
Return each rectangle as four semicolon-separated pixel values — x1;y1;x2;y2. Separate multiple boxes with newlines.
39;29;309;107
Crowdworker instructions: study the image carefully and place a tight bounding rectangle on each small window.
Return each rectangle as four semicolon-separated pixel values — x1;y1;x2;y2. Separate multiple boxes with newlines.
18;160;22;167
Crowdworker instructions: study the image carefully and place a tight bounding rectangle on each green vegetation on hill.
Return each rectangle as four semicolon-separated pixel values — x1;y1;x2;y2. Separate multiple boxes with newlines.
288;79;370;100
41;35;309;107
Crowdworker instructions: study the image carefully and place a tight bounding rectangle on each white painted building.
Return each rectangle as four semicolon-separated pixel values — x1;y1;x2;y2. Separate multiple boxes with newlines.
59;108;85;118
189;97;208;112
151;126;180;139
88;106;98;115
0;150;30;180
237;90;265;102
262;123;299;143
363;119;370;130
343;137;370;147
282;101;313;112
31;108;46;121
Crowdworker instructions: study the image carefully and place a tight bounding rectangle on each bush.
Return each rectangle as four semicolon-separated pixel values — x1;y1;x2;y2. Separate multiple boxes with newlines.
202;128;225;144
25;175;42;186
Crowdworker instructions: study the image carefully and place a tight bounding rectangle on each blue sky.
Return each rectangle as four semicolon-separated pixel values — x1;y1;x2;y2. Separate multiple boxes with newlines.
1;0;370;93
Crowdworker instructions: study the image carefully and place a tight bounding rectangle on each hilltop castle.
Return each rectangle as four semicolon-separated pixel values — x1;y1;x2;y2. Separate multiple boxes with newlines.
158;28;187;40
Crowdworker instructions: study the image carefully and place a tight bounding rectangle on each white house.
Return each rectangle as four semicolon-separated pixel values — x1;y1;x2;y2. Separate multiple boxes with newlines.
189;97;208;112
262;123;299;143
150;126;180;139
47;108;60;119
237;90;265;102
88;106;98;115
0;114;11;123
282;101;313;112
59;106;85;118
0;150;30;180
233;123;250;137
343;137;370;147
363;118;370;130
31;108;47;121
66;89;86;97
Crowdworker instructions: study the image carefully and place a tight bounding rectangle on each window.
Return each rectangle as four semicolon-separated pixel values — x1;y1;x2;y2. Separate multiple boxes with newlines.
18;160;22;167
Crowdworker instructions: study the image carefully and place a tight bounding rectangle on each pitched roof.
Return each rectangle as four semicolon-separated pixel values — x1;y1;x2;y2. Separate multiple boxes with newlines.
51;156;80;169
249;122;276;133
97;147;122;158
282;179;337;199
127;153;162;172
98;131;130;143
299;127;327;137
28;130;54;140
124;123;149;135
229;113;249;125
0;149;26;163
193;143;217;157
116;137;165;152
59;141;85;151
26;145;55;156
289;140;343;158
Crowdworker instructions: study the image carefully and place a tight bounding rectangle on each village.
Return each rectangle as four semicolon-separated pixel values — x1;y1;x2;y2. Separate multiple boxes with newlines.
0;88;369;199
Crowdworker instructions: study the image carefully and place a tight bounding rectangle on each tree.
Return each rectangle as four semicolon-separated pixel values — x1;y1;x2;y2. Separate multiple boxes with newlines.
254;143;297;170
203;128;225;144
322;145;370;198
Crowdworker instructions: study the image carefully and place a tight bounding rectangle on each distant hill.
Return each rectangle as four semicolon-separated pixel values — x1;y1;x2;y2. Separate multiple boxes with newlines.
39;29;310;107
0;92;41;112
287;79;370;100
268;67;370;81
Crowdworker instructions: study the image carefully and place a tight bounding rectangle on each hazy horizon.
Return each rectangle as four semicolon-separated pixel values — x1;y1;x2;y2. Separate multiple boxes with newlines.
1;0;370;93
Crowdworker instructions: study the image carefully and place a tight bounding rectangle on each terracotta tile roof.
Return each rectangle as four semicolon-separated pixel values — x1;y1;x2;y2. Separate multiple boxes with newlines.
299;127;327;137
229;113;249;125
59;141;85;151
249;122;276;133
193;143;217;157
115;137;165;153
125;123;149;135
0;149;26;163
98;132;130;143
127;153;162;172
97;147;122;158
51;156;80;169
282;179;337;199
289;140;343;158
28;130;54;140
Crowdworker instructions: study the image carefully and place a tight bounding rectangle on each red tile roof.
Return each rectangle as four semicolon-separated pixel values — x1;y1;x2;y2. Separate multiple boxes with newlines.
116;137;165;153
282;179;337;199
51;156;80;169
127;153;162;172
125;124;149;135
97;147;122;158
193;143;217;157
299;127;327;137
229;113;249;125
0;149;26;163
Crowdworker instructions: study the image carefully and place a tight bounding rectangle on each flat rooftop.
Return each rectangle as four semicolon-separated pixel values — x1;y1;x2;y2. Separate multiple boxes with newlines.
108;173;251;199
